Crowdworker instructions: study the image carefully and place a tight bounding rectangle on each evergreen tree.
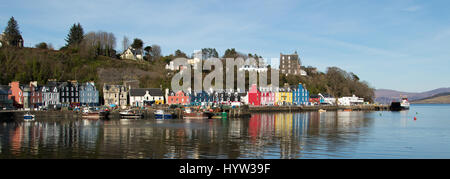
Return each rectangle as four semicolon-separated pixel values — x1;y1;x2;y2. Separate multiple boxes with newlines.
65;23;84;47
131;38;143;49
4;16;23;47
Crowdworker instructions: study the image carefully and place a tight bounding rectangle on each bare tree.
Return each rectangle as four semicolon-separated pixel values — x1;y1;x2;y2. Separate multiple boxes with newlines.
122;36;129;52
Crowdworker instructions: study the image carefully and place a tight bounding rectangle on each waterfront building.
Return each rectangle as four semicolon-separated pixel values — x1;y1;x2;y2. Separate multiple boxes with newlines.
276;87;293;106
59;81;80;107
0;85;13;108
248;84;261;106
292;83;309;106
338;95;365;106
189;91;211;106
129;88;165;107
309;94;322;105
260;86;276;106
41;80;60;108
22;86;31;109
103;84;128;107
79;82;99;106
166;89;190;105
29;81;43;108
238;93;248;105
279;51;302;76
8;81;24;108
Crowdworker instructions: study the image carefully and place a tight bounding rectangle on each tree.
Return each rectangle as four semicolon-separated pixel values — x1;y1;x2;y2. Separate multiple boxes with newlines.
201;48;219;60
65;23;84;47
4;16;23;47
131;38;143;49
174;49;187;58
81;31;116;57
122;36;129;52
35;42;48;49
150;45;161;60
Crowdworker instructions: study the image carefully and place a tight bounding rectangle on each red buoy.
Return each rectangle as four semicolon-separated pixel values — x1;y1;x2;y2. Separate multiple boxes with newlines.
414;117;417;120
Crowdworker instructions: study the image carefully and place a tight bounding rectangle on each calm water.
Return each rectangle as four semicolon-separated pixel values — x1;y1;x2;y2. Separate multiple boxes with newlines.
1;104;450;159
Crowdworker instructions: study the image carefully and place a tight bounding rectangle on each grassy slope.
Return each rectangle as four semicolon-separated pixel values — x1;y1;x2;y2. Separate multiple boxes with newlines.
0;47;171;96
411;95;450;104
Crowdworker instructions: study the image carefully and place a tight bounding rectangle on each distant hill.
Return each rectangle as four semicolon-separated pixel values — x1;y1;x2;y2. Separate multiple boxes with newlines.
375;88;450;104
411;93;450;104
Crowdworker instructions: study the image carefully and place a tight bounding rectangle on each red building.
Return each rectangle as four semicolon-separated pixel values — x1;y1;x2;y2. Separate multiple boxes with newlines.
8;81;23;108
309;94;321;105
167;90;189;105
248;84;261;106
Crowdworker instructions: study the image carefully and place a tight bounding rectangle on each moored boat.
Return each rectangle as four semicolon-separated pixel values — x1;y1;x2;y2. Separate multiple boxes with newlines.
120;110;144;119
24;112;35;121
211;112;227;119
82;107;108;119
400;96;410;110
318;109;326;113
183;108;210;119
155;109;172;119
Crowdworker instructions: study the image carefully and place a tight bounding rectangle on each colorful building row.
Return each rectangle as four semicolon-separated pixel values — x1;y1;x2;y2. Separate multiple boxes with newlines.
6;80;99;109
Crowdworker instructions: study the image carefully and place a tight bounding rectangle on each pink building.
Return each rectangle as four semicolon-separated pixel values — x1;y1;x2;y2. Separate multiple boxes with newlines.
167;90;190;105
248;84;261;106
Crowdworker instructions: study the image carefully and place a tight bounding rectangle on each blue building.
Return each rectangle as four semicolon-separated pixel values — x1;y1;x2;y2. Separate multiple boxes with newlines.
79;82;99;106
292;83;309;105
189;91;211;106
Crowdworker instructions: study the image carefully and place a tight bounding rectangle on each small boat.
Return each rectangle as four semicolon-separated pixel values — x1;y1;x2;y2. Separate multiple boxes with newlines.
183;108;210;119
82;107;107;119
155;110;172;120
211;112;227;119
343;109;352;112
24;112;35;121
120;110;144;119
318;109;326;113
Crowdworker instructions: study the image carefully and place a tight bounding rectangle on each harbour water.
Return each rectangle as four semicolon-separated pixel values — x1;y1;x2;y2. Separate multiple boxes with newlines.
1;104;449;159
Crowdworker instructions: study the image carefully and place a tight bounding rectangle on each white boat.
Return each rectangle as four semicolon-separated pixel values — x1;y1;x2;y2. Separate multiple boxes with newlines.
400;96;410;110
318;109;326;113
24;112;35;121
82;107;108;119
155;109;172;119
120;110;144;119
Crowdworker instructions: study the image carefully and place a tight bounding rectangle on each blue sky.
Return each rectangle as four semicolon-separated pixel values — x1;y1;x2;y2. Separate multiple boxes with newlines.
1;0;449;92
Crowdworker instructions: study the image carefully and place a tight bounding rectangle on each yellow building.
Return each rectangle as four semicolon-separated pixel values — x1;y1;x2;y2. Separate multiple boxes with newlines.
276;89;293;105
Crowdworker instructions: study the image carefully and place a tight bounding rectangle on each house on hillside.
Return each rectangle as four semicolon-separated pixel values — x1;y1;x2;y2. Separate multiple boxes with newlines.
120;47;143;61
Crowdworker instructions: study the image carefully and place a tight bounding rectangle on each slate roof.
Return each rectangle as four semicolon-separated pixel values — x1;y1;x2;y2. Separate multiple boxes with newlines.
129;88;164;97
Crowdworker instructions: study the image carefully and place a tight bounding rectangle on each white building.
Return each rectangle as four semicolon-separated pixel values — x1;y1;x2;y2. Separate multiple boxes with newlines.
338;95;364;106
121;47;143;61
129;88;165;107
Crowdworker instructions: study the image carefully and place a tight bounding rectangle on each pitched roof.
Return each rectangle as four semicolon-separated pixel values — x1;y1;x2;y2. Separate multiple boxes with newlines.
129;88;164;96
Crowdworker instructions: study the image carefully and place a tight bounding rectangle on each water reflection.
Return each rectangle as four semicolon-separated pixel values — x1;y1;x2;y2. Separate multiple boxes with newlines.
0;111;376;159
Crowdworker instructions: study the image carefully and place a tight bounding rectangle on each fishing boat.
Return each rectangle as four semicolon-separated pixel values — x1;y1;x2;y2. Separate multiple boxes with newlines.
183;108;211;119
120;109;144;119
155;109;172;119
82;107;108;119
24;112;35;121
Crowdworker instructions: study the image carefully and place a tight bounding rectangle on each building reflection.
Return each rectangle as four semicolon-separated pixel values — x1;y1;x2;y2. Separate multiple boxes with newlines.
0;110;375;159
